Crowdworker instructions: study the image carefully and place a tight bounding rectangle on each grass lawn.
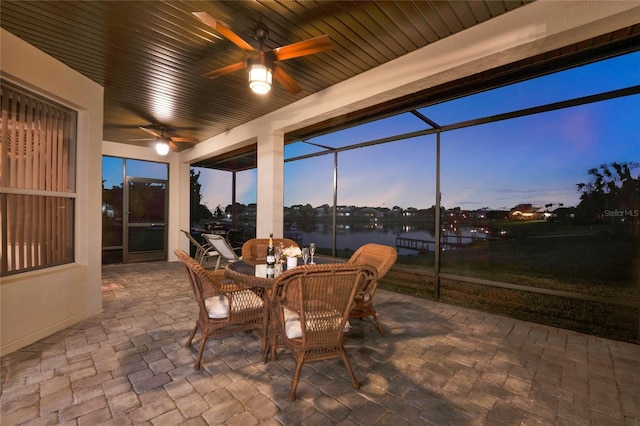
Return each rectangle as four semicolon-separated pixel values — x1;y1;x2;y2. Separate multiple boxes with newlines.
379;221;640;343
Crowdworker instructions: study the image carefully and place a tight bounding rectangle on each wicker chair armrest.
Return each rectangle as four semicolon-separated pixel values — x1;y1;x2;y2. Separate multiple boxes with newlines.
223;265;274;290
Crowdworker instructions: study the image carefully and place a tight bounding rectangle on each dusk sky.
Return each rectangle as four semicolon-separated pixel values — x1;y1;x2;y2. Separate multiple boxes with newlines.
194;51;639;212
105;51;639;213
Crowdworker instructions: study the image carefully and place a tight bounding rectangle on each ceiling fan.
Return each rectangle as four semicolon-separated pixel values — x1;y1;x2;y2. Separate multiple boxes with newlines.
132;126;199;155
193;11;333;95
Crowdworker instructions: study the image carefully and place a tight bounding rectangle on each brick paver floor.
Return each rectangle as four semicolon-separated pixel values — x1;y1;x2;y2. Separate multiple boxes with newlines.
1;261;639;425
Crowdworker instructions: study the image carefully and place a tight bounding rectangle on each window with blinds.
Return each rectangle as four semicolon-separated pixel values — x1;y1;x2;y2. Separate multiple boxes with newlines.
0;83;77;276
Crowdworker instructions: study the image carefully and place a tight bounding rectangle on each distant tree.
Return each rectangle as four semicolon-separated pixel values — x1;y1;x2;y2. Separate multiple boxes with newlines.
128;181;165;222
213;205;224;218
286;204;314;218
319;204;331;216
190;169;213;225
227;203;246;215
301;204;315;218
576;162;640;231
101;181;123;242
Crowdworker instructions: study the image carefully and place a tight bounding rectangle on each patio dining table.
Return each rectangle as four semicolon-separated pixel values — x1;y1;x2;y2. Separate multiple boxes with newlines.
226;256;340;282
224;256;343;361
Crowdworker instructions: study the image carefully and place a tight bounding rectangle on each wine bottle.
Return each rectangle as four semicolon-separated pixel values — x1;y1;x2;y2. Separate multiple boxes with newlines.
266;233;275;278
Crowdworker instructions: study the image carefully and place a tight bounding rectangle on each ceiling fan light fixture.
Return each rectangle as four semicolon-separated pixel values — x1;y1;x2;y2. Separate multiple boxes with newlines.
249;63;273;94
248;53;273;95
155;140;170;155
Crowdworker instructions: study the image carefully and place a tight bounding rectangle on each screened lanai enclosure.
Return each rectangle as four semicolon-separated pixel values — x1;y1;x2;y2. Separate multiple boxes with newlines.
188;48;640;343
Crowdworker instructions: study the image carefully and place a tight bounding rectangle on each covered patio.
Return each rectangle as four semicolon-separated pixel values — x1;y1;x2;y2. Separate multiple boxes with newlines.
2;1;640;357
2;261;638;425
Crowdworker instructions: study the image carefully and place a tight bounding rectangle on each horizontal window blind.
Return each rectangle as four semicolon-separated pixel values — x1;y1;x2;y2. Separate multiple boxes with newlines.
1;83;77;276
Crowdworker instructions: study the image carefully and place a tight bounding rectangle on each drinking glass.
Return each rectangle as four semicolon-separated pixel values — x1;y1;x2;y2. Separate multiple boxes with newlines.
302;247;309;265
309;242;316;264
274;246;282;268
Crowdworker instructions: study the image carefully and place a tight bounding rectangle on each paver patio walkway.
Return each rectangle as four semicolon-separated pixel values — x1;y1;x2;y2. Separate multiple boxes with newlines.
1;261;639;425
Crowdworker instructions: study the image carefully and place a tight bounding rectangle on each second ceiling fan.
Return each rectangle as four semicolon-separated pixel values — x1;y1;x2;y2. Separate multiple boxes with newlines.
135;126;199;155
193;11;333;95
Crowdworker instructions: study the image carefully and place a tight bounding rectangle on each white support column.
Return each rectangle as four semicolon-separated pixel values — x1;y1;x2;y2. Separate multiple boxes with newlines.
171;158;192;261
256;129;284;238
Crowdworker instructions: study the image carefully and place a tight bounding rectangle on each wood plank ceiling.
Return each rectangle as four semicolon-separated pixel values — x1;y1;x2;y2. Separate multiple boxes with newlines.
2;1;638;171
1;1;530;149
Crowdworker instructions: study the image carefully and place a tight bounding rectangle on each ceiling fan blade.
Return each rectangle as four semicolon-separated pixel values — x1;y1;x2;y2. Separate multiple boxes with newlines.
202;61;247;79
139;126;162;138
170;137;199;144
273;34;333;61
273;66;302;95
193;12;255;52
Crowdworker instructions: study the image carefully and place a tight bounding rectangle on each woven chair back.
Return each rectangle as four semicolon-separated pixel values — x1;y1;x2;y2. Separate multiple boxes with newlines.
175;248;211;320
272;263;377;342
242;238;298;263
348;243;397;279
174;249;268;368
270;262;377;400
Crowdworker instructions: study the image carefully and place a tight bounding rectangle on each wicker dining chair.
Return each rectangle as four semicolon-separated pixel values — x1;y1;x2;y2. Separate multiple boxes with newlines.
241;238;298;264
174;249;268;369
270;263;377;401
347;243;398;336
180;229;219;266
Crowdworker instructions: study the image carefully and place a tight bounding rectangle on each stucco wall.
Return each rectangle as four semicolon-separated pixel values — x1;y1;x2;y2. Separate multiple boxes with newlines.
1;29;104;355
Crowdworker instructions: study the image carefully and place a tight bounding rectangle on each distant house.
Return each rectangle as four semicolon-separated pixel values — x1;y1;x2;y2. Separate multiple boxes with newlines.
550;207;576;222
336;206;352;217
468;210;485;219
510;204;544;220
403;207;420;218
446;207;467;221
386;207;402;217
485;210;510;220
314;206;326;217
240;203;257;220
354;207;384;218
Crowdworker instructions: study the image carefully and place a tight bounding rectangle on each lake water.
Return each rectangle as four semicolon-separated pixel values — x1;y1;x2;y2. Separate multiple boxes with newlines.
285;223;494;255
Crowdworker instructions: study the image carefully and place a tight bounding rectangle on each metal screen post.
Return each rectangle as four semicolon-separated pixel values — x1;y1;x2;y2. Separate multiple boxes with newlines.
434;131;441;301
332;151;338;257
